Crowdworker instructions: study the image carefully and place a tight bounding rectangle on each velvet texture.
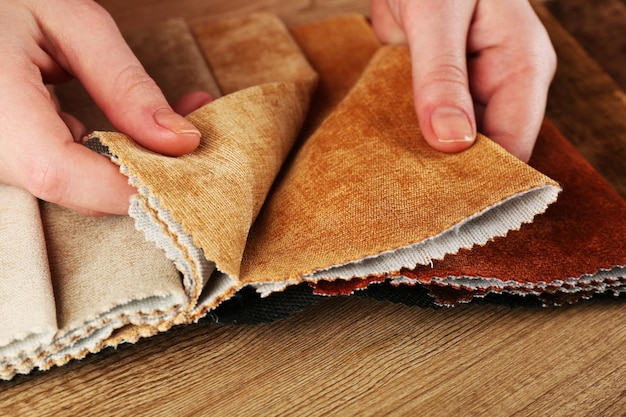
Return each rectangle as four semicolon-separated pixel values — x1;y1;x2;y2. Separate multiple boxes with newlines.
239;45;559;288
408;119;626;305
94;14;557;304
313;120;626;305
0;13;620;381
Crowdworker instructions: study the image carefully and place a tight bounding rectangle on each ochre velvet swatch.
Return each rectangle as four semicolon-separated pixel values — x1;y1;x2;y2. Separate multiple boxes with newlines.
92;14;558;306
0;13;622;381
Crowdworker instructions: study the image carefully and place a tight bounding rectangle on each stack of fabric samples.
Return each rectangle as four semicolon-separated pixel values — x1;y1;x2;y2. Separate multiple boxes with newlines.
1;13;624;380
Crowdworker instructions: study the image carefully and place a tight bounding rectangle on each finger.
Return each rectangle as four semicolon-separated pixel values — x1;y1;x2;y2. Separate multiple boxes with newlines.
467;0;556;161
479;76;549;162
0;67;135;215
59;112;87;142
28;141;136;215
62;204;109;217
34;0;201;156
171;91;214;117
370;0;408;44
398;0;478;153
49;87;90;142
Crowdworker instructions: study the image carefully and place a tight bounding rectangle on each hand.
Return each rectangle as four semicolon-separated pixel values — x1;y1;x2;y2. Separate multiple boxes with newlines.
371;0;556;162
0;0;212;216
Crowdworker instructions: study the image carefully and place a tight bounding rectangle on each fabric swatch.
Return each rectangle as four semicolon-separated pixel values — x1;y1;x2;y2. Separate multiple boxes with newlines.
0;186;56;360
91;14;558;309
313;120;626;306
1;13;620;381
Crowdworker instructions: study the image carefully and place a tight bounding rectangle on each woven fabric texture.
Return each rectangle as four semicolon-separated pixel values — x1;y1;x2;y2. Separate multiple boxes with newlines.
2;13;619;381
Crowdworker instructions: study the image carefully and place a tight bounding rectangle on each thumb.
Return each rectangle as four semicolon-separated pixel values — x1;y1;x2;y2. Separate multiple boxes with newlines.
37;0;200;156
374;0;478;153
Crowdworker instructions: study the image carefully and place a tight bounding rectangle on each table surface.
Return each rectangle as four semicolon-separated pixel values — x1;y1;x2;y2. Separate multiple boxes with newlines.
2;1;626;416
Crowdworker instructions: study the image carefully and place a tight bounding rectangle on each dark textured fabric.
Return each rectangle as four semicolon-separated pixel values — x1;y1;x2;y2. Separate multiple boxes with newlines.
209;284;323;324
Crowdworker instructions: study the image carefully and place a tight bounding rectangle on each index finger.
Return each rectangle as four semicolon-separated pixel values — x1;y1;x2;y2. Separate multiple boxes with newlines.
32;0;201;156
0;71;134;214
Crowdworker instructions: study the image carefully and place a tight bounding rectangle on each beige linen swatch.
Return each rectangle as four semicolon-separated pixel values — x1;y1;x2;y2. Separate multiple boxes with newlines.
0;185;56;361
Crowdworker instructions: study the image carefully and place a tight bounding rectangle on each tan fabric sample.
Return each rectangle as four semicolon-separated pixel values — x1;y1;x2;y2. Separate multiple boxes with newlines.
289;15;382;133
93;13;319;319
192;13;318;94
94;81;313;288
240;45;560;292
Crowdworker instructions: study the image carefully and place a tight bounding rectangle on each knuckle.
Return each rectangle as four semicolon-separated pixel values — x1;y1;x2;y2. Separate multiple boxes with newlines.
516;30;558;82
68;0;118;28
111;64;158;103
419;60;468;94
492;33;557;89
23;156;68;204
512;45;557;85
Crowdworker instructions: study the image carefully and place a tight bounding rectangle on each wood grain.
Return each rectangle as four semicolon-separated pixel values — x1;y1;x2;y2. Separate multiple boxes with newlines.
535;2;626;198
1;297;625;416
1;1;625;416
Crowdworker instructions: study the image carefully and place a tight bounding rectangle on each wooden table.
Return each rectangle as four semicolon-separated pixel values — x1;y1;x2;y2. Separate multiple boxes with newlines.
2;1;625;415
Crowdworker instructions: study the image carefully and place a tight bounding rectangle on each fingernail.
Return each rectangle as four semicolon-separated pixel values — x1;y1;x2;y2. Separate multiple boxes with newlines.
431;107;475;143
154;109;201;138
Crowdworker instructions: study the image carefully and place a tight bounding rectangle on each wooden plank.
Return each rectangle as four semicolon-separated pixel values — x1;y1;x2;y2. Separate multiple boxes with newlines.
1;297;625;416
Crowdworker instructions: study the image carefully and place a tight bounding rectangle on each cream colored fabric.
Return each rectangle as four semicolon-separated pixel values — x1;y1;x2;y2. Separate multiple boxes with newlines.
39;203;185;369
0;14;561;380
0;185;56;360
0;19;214;380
